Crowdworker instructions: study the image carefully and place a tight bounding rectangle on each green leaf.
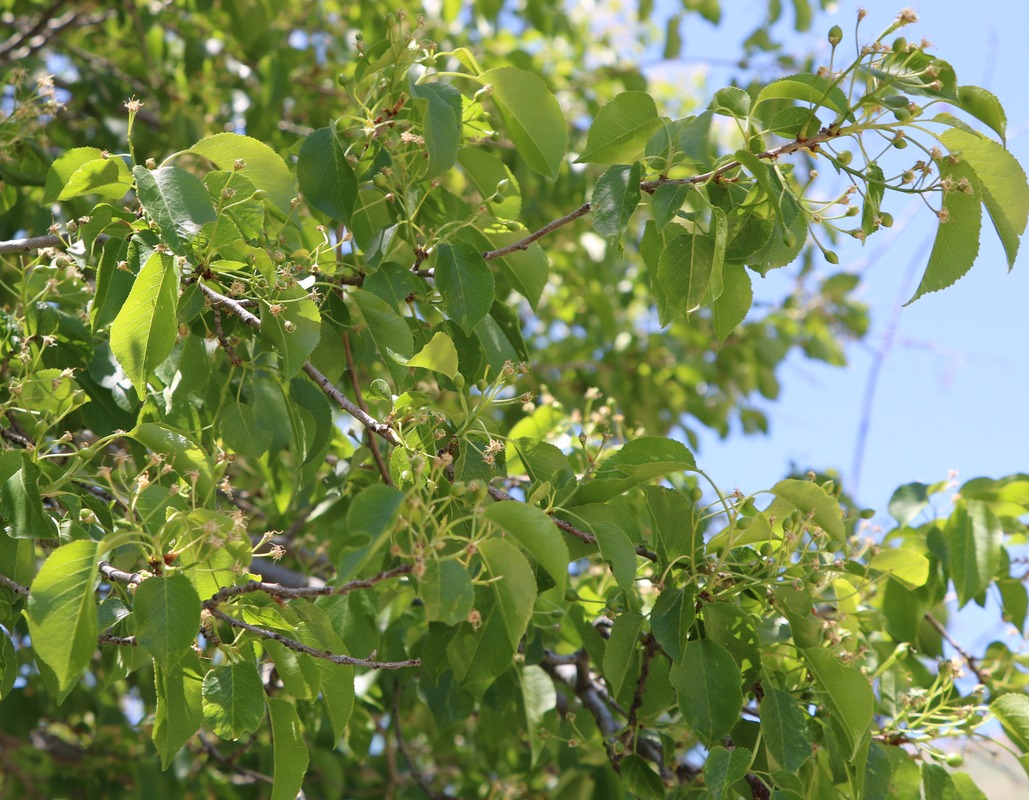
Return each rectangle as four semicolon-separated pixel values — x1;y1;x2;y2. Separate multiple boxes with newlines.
644;486;698;565
921;764;957;800
110;251;179;399
710;86;751;119
59;156;134;201
620;754;666;800
338;484;405;580
946;499;1002;607
132;165;217;254
421;559;474;625
755;73;849;117
656;209;726;322
27;540;99;696
410;79;463;178
153;658;204;769
433;242;495;334
941;128;1029;269
950;773;988;800
651;183;691;231
0;630;16;700
316;660;354;744
398;331;459;379
907;159;982;303
220;401;274;459
43;147;104;204
803;647;873;759
594;520;638;591
712;262;752;342
202;661;265;739
673;639;742;744
260;287;322;379
957;85;1007;143
485;502;569;596
1;453;55;539
761;688;812;771
478;537;536;651
349;289;414;385
481;67;567;178
297;127;358;224
579;92;664;165
771;479;845;542
191;132;294;212
458;147;521;219
889;482;930;526
522;664;556;767
134;573;201;670
267;696;309;800
602;611;644;698
592;163;642;243
991;693;1029;751
572;437;696;506
649;586;695;662
704;745;752;800
869;548;929;589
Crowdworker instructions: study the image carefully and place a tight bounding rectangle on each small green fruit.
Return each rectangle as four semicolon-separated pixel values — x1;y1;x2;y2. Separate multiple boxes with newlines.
782;229;797;248
892;138;909;150
837;150;853;166
828;25;843;47
880;212;894;228
689;487;703;503
945;753;964;767
823;249;839;264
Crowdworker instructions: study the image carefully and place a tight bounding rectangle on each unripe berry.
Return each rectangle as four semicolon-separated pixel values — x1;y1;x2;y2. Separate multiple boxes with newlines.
892;138;909;150
828;25;843;46
782;230;797;248
880;212;894;227
945;753;964;767
823;249;839;264
689;487;703;503
837;150;853;167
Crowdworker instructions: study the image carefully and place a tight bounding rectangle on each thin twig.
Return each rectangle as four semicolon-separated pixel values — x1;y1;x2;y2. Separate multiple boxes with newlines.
483;203;592;260
212;306;243;366
344;330;393;485
97;633;138;647
204;565;412;607
197;731;274;785
0;571;30;597
98;560;146;586
924;612;991;686
206;606;420;670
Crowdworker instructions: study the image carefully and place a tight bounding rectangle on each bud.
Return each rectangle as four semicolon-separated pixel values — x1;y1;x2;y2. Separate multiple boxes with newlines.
828;25;843;46
233;159;246;171
454;372;465;389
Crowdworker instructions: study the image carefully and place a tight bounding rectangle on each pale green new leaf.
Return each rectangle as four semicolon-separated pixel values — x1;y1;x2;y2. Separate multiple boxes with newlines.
481;67;567;178
755;73;850;117
396;331;459;379
1;453;55;539
484;501;569;595
673;639;742;744
941;128;1029;269
869;548;929;589
992;693;1029;752
907;159;981;303
191;132;294;212
803;647;873;759
771;479;845;542
202;661;265;739
134;573;201;670
572;437;696;505
42;147;104;203
110;251;178;399
433;242;494;334
522;664;556;767
132;165;217;254
27;540;99;696
267;696;309;800
59;157;134;201
578;92;664;164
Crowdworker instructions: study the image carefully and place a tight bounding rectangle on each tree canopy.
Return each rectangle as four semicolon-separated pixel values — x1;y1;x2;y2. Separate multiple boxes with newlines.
1;1;1028;798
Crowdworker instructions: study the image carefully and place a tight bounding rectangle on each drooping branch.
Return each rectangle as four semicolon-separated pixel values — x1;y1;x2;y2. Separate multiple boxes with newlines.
206;606;420;670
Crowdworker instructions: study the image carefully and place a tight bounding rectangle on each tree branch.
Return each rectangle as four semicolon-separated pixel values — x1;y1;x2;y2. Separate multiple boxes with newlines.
924;612;991;686
204;564;412;607
97;633;138;647
343;330;393;485
0;571;30;597
482;203;592;260
98;560;146;586
206;606;420;670
0;233;67;255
